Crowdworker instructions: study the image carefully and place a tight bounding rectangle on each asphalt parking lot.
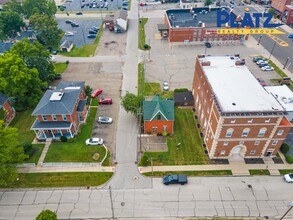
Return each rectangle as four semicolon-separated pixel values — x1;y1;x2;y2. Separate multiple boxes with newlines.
59;0;128;12
57;19;102;48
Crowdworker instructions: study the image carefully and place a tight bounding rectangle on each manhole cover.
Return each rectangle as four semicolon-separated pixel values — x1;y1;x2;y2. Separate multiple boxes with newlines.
121;202;125;206
133;176;139;181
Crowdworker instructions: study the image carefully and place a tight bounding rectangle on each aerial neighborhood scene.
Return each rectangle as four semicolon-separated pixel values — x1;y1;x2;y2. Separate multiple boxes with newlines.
1;0;293;219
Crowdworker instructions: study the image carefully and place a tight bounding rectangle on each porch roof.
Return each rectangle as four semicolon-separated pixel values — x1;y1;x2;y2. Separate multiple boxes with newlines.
31;119;71;130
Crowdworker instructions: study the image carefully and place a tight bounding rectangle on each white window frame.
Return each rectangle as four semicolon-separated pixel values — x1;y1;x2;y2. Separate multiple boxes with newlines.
230;119;236;123
272;140;278;145
258;128;267;137
242;128;250;137
226;128;234;137
250;150;256;155
220;150;226;155
265;118;271;123
52;114;57;121
62;114;67;121
223;141;228;146
277;130;284;136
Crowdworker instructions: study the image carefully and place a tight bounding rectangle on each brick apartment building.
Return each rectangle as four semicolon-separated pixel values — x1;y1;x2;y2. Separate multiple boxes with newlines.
179;0;205;9
271;0;293;25
162;8;249;43
31;81;89;140
192;55;292;159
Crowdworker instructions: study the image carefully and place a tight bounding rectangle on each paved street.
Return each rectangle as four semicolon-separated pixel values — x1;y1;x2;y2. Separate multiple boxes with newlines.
1;176;293;220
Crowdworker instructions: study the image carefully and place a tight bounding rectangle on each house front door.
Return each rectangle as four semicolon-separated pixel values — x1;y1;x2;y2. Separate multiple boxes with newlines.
153;127;157;134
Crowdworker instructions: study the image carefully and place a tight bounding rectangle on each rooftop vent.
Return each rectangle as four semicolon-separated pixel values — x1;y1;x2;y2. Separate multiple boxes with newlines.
201;61;211;66
50;91;64;101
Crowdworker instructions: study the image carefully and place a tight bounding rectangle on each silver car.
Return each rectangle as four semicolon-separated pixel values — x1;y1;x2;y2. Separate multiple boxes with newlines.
163;81;169;91
85;138;103;145
98;116;113;124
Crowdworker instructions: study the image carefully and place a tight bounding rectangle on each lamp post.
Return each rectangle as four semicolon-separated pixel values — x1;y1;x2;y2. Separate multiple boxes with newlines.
257;35;262;45
268;40;277;60
283;57;291;69
280;201;293;220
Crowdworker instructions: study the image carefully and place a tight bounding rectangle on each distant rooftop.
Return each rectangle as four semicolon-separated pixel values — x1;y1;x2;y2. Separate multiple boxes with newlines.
264;85;293;112
199;56;285;113
166;8;231;28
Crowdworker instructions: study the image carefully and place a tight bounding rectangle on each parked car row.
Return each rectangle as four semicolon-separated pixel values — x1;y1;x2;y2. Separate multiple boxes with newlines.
252;57;274;71
81;1;110;8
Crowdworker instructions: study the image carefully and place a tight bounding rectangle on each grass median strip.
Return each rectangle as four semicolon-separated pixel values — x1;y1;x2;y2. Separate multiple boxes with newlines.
279;169;293;175
143;170;232;177
249;170;270;175
138;18;148;50
3;172;113;188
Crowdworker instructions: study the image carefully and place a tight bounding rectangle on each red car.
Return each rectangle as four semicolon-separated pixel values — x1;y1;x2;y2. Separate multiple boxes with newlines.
139;3;146;6
91;89;103;98
257;78;267;86
99;98;112;105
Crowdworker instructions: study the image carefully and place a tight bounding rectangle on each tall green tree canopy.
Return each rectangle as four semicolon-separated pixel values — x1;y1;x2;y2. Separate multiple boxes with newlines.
29;14;62;46
0;121;26;187
0;11;25;39
22;0;57;18
10;39;55;81
2;0;23;14
35;209;58;220
121;92;143;117
0;53;46;111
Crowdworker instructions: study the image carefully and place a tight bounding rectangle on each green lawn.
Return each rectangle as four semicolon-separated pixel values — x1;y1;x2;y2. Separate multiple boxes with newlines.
138;18;148;50
143;170;232;177
138;63;145;96
249;169;270;175
24;144;45;164
44;102;110;164
54;62;68;73
142;108;208;165
279;169;293;175
61;25;104;57
10;109;35;144
3;172;113;188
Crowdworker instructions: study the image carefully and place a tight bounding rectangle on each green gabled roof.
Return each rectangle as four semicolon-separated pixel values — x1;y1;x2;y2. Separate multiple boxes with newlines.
143;95;174;121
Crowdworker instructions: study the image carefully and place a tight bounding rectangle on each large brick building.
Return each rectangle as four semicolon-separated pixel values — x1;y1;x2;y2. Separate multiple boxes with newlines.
271;0;293;25
162;8;249;44
192;55;292;159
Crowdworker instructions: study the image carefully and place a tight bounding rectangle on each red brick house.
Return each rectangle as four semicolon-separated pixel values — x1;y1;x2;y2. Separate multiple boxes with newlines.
143;95;174;134
31;81;89;140
192;55;292;159
0;93;16;126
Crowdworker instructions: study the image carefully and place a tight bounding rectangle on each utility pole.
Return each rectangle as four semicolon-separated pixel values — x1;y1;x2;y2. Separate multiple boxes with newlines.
280;202;293;220
109;186;115;220
268;41;277;60
283;57;291;69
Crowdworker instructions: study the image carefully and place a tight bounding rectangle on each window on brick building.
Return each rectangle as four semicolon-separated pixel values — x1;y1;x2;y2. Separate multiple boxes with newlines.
239;140;244;145
230;119;236;123
163;125;167;132
157;114;161;120
248;119;253;123
277;130;284;136
254;141;260;145
265;118;270;123
223;141;228;146
52;114;57;121
272;140;278;145
242;128;250;137
220;150;226;155
250;150;256;155
62;114;67;121
258;128;267;137
226;128;234;137
42;115;47;121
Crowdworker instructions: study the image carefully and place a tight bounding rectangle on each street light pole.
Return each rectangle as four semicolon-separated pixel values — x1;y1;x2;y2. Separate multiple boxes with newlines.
257;35;262;45
268;41;277;60
283;57;291;69
280;202;293;220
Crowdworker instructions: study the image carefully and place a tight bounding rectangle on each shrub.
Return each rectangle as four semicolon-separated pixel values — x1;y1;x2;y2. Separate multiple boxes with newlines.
36;209;57;220
23;142;34;156
140;154;149;166
280;143;290;154
143;44;149;49
60;135;68;142
285;155;293;164
174;88;189;93
162;131;168;137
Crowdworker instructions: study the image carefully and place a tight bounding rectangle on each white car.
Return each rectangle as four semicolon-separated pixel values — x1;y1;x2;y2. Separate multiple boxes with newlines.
85;138;103;145
163;81;169;91
98;116;113;124
261;66;274;71
65;31;74;36
284;173;293;183
256;60;268;65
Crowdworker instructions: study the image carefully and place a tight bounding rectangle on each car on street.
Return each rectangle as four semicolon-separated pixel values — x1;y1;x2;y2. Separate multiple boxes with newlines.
87;34;96;38
139;3;146;6
257;78;267;86
98;116;113;124
85;138;103;145
89;30;98;34
163;81;169;91
288;33;293;38
65;20;73;24
76;11;83;15
71;22;79;27
163;174;188;185
261;66;274;71
258;63;269;68
256;60;268;65
91;89;103;98
244;7;250;12
284;173;293;183
65;31;74;36
99;98;113;105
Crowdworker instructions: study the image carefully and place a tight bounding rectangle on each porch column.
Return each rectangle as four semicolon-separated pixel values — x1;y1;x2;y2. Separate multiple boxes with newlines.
33;130;39;139
51;130;55;138
69;129;73;138
41;130;47;139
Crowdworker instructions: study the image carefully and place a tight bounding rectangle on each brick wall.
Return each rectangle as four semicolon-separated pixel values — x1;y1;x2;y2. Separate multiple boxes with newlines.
144;120;174;134
2;100;15;125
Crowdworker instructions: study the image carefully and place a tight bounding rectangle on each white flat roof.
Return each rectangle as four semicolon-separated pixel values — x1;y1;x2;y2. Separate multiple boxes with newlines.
264;85;293;111
201;56;284;113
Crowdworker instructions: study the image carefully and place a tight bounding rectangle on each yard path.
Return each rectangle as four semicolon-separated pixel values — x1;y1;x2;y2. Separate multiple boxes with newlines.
36;140;52;167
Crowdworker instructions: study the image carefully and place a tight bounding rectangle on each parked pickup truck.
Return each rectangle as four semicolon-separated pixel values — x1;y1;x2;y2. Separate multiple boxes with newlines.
162;174;188;185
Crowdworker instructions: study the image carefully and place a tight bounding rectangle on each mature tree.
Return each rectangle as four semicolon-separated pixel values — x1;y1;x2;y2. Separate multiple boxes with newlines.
0;11;25;39
121;92;143;117
22;0;57;18
205;0;212;6
10;39;55;81
2;0;23;14
29;14;62;46
0;53;47;111
268;8;275;14
0;121;26;187
35;209;57;220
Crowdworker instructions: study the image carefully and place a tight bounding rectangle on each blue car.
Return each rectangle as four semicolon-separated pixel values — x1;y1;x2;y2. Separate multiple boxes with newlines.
288;33;293;38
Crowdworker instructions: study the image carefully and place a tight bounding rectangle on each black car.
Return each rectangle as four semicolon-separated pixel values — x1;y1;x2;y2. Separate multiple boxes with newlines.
87;34;96;38
71;22;79;27
205;42;212;48
89;30;97;34
76;11;83;15
91;26;99;31
163;174;188;185
65;20;73;24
